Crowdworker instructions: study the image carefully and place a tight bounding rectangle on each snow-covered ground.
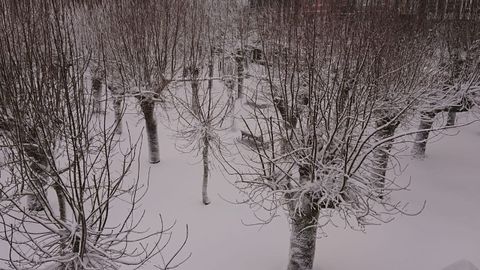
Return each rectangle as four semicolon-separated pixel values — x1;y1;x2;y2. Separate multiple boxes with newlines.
1;85;478;270
116;104;480;270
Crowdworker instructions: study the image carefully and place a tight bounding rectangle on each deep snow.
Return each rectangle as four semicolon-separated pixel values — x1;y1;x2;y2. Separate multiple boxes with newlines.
1;89;478;270
119;105;480;270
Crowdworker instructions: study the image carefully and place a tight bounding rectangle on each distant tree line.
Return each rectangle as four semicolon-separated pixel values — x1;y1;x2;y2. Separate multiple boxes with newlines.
248;0;480;20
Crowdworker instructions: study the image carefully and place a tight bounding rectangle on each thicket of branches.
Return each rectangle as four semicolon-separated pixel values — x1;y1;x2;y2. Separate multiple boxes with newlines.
225;2;479;270
0;1;478;270
0;1;188;269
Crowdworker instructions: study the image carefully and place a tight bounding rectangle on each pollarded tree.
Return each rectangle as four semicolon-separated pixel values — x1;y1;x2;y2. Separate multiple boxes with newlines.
0;1;187;269
226;4;439;270
97;0;186;164
170;71;231;205
171;0;233;205
411;19;480;158
363;12;435;193
78;4;125;135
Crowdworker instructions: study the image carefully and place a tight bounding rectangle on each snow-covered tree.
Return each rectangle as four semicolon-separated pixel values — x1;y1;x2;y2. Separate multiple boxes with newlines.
411;19;480;158
226;5;445;270
95;0;186;164
171;74;231;205
0;1;187;269
171;0;234;205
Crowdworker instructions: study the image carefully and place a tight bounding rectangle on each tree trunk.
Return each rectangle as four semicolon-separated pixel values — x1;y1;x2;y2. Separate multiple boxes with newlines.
26;185;44;211
92;77;103;113
192;80;200;115
190;67;201;115
24;144;48;211
371;118;399;195
226;82;237;131
208;53;214;91
202;136;211;205
235;55;244;99
52;181;66;221
141;98;160;164
287;206;319;270
412;111;436;159
446;110;456;127
52;179;67;258
274;98;296;154
112;97;123;135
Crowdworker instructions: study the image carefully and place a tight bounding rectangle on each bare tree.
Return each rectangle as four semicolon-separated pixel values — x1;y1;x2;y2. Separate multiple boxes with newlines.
98;0;186;164
411;20;480;158
172;0;232;205
0;1;188;269
170;77;231;205
365;14;434;194
224;5;443;270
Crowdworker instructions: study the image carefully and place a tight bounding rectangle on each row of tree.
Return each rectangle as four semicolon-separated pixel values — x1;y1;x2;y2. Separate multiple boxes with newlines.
0;0;478;270
249;0;480;20
0;0;197;269
232;2;479;270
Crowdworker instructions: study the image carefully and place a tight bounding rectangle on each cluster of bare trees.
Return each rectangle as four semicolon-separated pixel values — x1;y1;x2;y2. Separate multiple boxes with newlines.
0;1;191;269
226;2;479;270
412;19;480;157
0;0;478;270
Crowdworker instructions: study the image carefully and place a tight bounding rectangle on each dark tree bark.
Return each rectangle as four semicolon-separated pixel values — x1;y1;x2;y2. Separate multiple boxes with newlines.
208;53;214;91
235;53;244;99
446;110;456;126
371;117;400;195
287;204;319;270
92;77;103;113
190;67;201;115
112;97;123;135
226;79;237;131
140;98;160;164
24;143;48;211
52;181;66;221
108;86;124;135
274;97;298;129
412;111;437;159
274;97;298;154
